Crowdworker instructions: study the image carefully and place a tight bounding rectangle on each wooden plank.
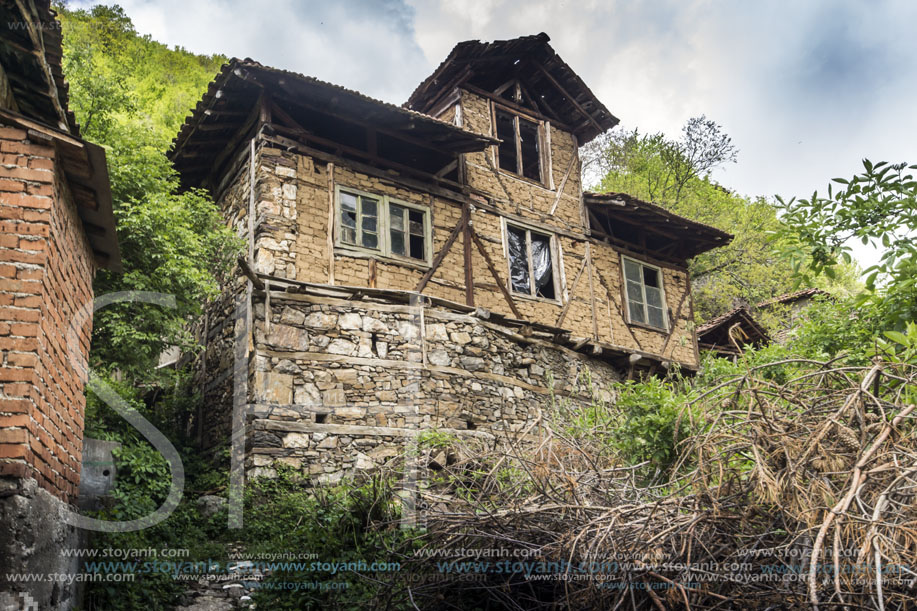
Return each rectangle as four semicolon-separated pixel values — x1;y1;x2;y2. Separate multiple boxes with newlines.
531;62;603;133
548;152;577;216
463;203;475;306
470;227;523;319
555;257;587;327
326;163;336;285
415;205;467;293
586;242;599;339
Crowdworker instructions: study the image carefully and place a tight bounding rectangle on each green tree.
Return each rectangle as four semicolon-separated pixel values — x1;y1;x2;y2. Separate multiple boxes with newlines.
58;4;240;378
777;159;917;328
584;119;859;321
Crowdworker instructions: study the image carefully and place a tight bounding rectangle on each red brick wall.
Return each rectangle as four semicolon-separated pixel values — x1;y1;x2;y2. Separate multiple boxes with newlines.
0;121;95;504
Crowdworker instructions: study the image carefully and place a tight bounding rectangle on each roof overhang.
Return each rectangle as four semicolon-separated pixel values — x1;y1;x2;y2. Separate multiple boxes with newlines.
0;108;120;271
406;33;618;145
0;0;78;134
584;191;733;262
170;59;499;190
697;306;770;357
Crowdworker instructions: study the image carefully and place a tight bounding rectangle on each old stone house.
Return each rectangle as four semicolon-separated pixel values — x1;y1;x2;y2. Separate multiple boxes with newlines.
0;1;120;608
170;33;731;481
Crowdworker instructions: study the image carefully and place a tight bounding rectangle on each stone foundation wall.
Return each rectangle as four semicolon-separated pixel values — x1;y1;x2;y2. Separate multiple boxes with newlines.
241;292;621;482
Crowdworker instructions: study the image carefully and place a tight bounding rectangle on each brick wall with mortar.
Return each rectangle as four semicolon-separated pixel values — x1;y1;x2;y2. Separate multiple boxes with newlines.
0;120;96;610
0;121;95;502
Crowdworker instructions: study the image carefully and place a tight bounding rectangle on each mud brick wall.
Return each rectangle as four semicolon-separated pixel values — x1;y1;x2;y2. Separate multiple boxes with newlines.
247;119;698;368
0;121;95;503
244;294;621;482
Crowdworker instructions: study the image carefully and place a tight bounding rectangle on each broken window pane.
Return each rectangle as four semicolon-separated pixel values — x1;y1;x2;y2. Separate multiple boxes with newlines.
495;109;517;173
409;210;424;235
390;204;405;230
409;235;425;259
531;231;554;299
507;225;530;294
340;191;357;244
643;267;659;288
519;118;541;181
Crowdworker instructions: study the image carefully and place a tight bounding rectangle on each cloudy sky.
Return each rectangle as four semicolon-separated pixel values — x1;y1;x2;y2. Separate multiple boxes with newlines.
74;0;916;250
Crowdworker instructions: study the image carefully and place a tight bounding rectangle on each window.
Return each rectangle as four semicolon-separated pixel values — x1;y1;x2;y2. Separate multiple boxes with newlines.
622;256;667;330
336;187;430;264
339;190;380;250
506;223;556;300
494;107;542;182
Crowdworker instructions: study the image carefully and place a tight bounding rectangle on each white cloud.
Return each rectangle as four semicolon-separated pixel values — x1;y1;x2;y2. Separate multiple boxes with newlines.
74;0;917;267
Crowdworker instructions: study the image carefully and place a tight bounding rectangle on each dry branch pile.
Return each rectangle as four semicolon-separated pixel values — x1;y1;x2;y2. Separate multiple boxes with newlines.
393;359;917;610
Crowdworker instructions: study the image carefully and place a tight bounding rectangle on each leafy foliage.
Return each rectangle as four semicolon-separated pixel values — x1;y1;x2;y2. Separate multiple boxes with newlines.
777;159;917;328
58;4;240;379
583;119;859;321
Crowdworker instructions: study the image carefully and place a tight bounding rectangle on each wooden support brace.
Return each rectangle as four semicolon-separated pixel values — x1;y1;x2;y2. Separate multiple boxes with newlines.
555;257;587;327
548;152;577;216
415;205;468;293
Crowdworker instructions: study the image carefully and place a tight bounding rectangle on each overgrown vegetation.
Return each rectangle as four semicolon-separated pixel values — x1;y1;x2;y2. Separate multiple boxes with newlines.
58;4;917;609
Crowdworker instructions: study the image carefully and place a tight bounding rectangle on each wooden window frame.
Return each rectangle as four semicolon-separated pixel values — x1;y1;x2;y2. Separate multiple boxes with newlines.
334;185;432;267
491;101;546;185
502;218;561;304
620;254;669;332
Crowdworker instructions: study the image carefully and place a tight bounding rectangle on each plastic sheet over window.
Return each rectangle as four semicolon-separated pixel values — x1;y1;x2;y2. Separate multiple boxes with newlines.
507;226;530;293
531;232;554;299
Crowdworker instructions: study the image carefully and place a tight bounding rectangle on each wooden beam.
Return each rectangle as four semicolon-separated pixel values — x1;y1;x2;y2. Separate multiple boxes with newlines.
548;152;577;216
555;257;587;327
265;123;464;191
531;62;603;133
415;205;467;293
327;163;335;285
470;226;522;319
462;83;572;131
463;203;474;306
586;242;599;339
238;257;265;290
260;133;469;206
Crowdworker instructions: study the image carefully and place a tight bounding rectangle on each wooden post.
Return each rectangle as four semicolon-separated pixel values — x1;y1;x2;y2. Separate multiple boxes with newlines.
463;203;475;306
586;242;598;340
326;163;335;285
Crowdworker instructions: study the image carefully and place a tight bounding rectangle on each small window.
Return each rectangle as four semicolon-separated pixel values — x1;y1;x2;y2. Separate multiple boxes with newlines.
507;224;556;300
336;187;430;264
389;203;427;261
622;257;667;330
495;108;542;182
